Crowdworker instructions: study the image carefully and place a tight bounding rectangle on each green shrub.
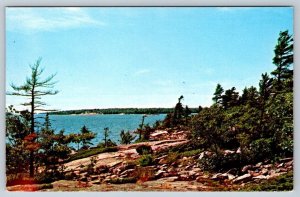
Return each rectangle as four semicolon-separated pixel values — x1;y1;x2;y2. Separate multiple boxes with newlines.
136;145;152;155
180;149;202;157
68;146;118;161
38;183;54;190
248;138;273;163
199;153;243;172
242;171;293;191
97;140;117;148
138;154;153;166
107;177;137;184
133;167;155;182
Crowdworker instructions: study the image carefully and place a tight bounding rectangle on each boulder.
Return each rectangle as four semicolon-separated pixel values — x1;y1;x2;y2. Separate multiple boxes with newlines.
110;175;117;179
120;169;135;176
224;150;235;155
227;174;236;181
196;174;210;182
255;162;263;168
277;163;284;168
189;171;197;177
236;147;242;154
285;160;293;168
232;174;252;183
155;170;166;178
268;169;276;175
198;152;205;160
260;168;268;175
264;164;273;169
211;173;222;180
241;165;252;173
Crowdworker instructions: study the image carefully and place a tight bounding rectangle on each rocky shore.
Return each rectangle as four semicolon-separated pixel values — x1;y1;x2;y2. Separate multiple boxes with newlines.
7;129;293;191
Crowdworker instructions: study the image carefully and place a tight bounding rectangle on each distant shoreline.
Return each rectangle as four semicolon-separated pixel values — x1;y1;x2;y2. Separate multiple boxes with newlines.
47;107;199;115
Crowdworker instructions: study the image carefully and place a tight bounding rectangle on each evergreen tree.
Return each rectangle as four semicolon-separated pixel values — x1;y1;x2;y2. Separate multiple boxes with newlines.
184;105;192;125
120;130;136;144
103;127;110;147
271;30;293;92
172;95;184;125
212;83;224;105
7;58;58;177
222;87;239;109
80;125;96;149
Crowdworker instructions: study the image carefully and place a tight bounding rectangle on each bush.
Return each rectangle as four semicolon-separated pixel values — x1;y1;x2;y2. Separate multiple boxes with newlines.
199;153;243;173
248;138;273;163
133;167;155;182
242;171;293;191
68;146;118;161
97;139;117;148
107;177;137;184
136;145;153;155
138;154;153;167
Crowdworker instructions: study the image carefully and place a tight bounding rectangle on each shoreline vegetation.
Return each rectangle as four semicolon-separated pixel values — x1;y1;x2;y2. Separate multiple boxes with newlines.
48;108;200;115
6;30;293;191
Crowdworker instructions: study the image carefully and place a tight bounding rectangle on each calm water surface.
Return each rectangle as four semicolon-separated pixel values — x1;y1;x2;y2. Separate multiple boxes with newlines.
42;114;166;146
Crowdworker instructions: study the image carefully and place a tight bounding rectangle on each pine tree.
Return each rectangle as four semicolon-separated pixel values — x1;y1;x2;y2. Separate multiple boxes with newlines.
271;30;293;92
7;58;58;177
212;83;224;105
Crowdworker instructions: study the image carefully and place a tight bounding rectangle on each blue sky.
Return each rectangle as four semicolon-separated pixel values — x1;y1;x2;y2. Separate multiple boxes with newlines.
6;7;293;110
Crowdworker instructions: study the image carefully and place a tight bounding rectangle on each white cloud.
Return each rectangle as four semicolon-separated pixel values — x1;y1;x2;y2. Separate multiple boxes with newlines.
215;7;251;12
6;7;104;33
134;69;151;76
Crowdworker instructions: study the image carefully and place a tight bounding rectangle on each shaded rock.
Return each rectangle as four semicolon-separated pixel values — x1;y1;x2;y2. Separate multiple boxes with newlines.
253;175;267;180
264;164;273;169
268;172;287;179
249;171;261;177
232;174;252;183
279;157;293;162
155;170;166;178
95;165;109;174
196;174;209;182
255;162;262;168
91;180;101;185
277;163;284;168
211;173;222;180
224;150;235;155
108;161;122;168
90;175;99;181
192;168;201;172
158;176;179;182
241;165;252;173
188;171;197;177
111;175;118;179
198;152;205;160
150;130;168;137
285;160;293;168
179;174;189;180
260;168;268;175
120;169;135;176
268;169;276;175
227;174;236;181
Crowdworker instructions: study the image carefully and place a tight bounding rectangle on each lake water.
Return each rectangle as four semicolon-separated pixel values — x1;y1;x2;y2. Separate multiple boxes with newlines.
40;114;166;146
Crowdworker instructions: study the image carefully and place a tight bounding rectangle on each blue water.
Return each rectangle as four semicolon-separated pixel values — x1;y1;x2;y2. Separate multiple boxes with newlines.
38;114;166;146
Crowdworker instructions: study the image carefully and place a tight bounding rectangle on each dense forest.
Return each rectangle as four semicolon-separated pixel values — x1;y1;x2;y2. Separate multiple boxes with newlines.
6;30;293;191
48;107;199;115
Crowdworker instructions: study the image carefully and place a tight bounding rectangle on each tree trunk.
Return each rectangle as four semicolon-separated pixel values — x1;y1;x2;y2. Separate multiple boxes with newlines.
29;90;35;177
